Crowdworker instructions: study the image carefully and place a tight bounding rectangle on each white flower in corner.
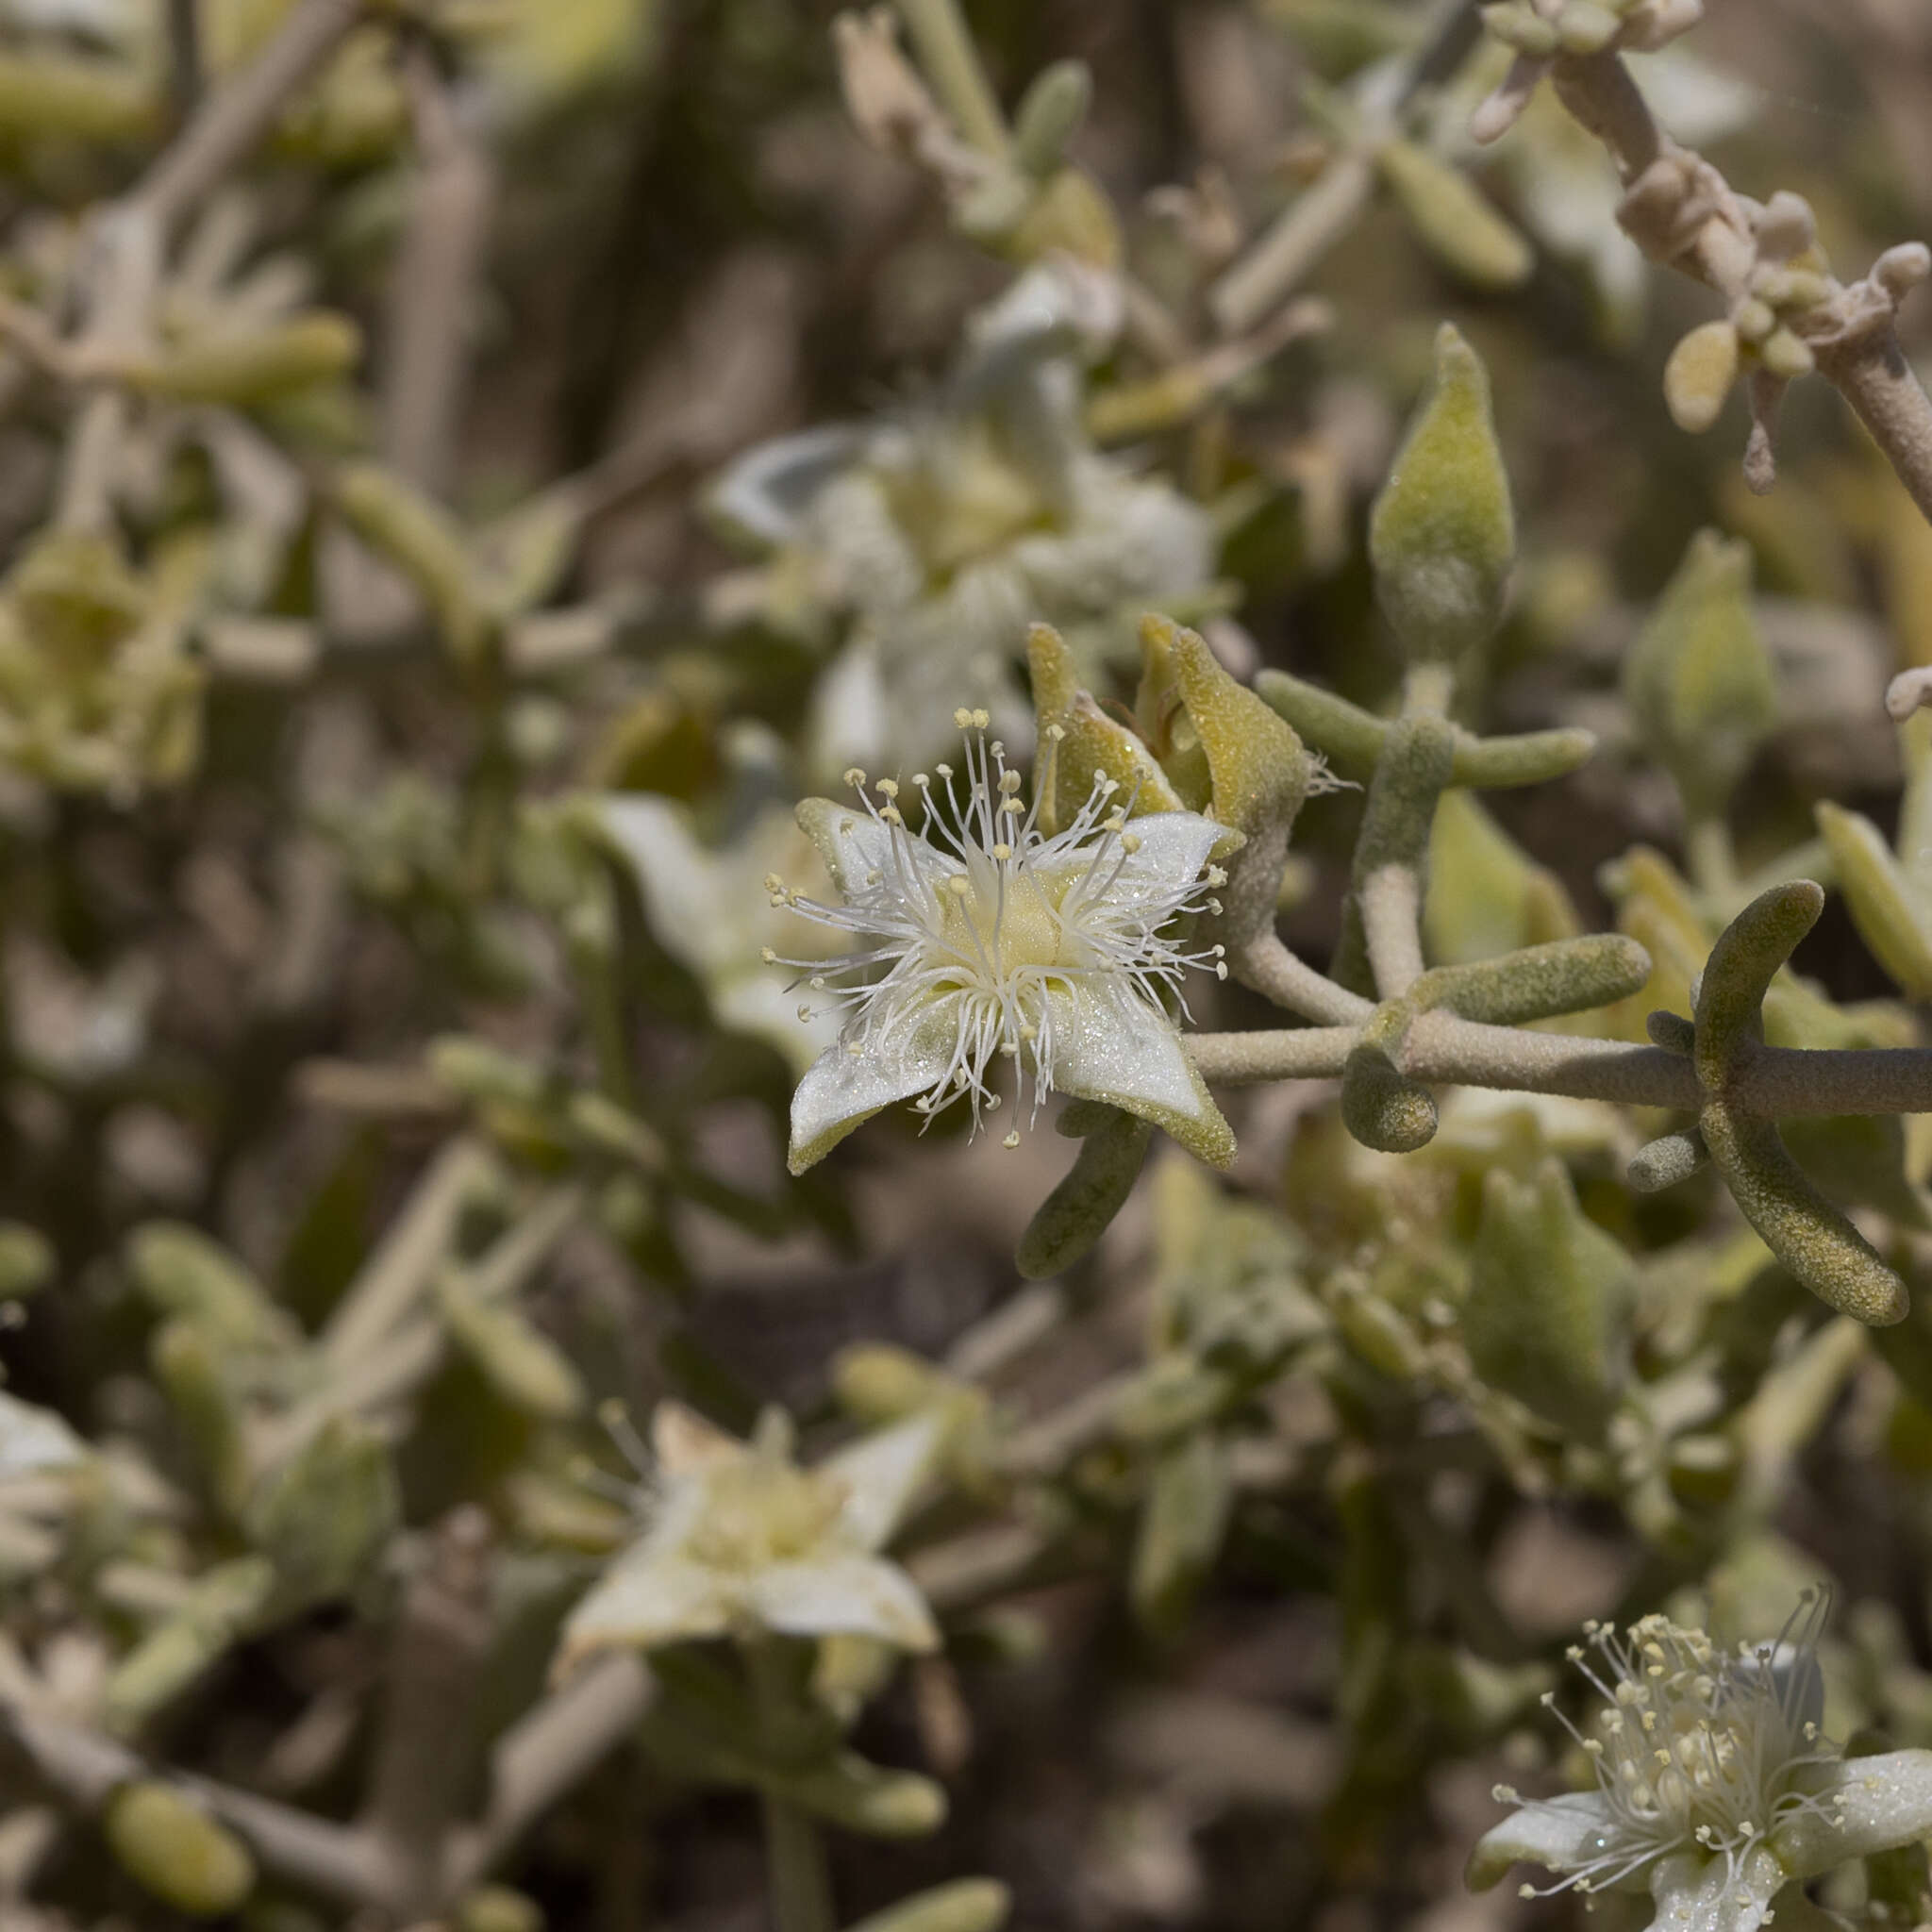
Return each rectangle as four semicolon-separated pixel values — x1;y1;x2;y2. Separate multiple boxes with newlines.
555;1403;942;1674
1470;1595;1932;1932
769;713;1237;1175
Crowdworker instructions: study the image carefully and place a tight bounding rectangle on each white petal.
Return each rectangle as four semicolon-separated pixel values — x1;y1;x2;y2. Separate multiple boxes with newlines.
1775;1749;1932;1874
556;1552;734;1668
708;425;867;546
748;1555;939;1652
0;1391;86;1476
1466;1792;1618;1891
1047;989;1234;1169
1641;1846;1784;1932
821;1412;944;1551
794;796;954;902
714;970;842;1075
788;1026;954;1174
1111;811;1226;898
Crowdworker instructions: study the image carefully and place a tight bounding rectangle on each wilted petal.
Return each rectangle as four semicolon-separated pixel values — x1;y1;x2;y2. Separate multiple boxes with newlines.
788;1026;952;1175
1047;989;1234;1169
749;1554;940;1652
1641;1845;1783;1932
822;1411;944;1551
556;1551;734;1669
1466;1791;1617;1891
1775;1749;1932;1875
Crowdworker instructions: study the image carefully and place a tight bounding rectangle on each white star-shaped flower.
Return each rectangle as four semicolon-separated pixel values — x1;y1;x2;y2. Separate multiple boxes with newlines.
1470;1594;1932;1932
555;1404;942;1675
769;713;1237;1175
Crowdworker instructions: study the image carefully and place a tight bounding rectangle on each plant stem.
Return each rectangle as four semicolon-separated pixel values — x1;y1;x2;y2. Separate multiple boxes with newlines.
748;1643;835;1932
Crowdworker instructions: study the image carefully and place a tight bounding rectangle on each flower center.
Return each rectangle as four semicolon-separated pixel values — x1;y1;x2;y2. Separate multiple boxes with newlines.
686;1460;848;1573
939;864;1068;981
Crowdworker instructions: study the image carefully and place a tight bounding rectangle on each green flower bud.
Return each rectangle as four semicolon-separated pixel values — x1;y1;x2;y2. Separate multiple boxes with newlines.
131;313;362;406
127;1223;291;1352
841;1879;1012;1932
1011;60;1091;178
245;1418;399;1608
1028;623;1183;833
438;1273;586;1420
105;1783;255;1918
1624;529;1777;823
1663;320;1740;433
1376;144;1534;290
1369;324;1516;666
1463;1159;1634;1441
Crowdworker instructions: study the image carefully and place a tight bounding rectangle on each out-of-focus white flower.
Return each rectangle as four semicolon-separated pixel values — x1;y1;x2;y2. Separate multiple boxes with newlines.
1470;1594;1932;1932
770;714;1236;1174
0;1393;85;1479
711;261;1216;771
598;795;846;1075
555;1403;942;1673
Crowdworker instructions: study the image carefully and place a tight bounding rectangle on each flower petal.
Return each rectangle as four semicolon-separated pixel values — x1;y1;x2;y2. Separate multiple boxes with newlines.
821;1412;945;1552
1046;989;1235;1169
748;1555;940;1652
651;1400;748;1477
1641;1846;1783;1932
556;1552;734;1671
788;1024;954;1174
0;1391;85;1476
708;425;867;546
597;795;720;972
795;796;954;902
1466;1791;1617;1891
1775;1748;1932;1875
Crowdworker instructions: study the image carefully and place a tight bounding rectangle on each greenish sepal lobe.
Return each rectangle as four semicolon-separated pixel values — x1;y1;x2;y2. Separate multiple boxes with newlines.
1410;933;1652;1025
1145;614;1311;947
1624;527;1778;822
1693;881;1824;1086
1629;1126;1708;1191
1027;623;1183;834
1016;1110;1155;1279
1254;671;1592;789
1368;322;1516;666
1699;1102;1907;1325
1463;1159;1633;1441
1011;59;1091;177
1816;801;1932;999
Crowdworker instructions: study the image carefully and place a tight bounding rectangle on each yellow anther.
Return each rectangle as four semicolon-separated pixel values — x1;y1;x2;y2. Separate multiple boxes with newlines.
1002;1130;1021;1149
992;842;1012;859
843;767;867;789
1121;832;1142;854
972;708;990;728
947;874;972;896
954;708;974;728
876;778;899;798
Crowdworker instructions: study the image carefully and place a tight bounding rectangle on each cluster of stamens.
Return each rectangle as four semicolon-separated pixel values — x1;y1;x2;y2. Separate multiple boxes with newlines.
1495;1593;1844;1904
764;710;1227;1146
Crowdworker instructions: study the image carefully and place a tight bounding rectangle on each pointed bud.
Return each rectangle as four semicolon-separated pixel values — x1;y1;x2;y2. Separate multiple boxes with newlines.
1624;529;1777;822
1027;623;1183;834
1369;324;1516;666
1011;60;1091;178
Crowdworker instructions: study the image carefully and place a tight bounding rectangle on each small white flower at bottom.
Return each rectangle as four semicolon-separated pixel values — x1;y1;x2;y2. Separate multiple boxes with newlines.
769;711;1238;1174
1470;1591;1932;1932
